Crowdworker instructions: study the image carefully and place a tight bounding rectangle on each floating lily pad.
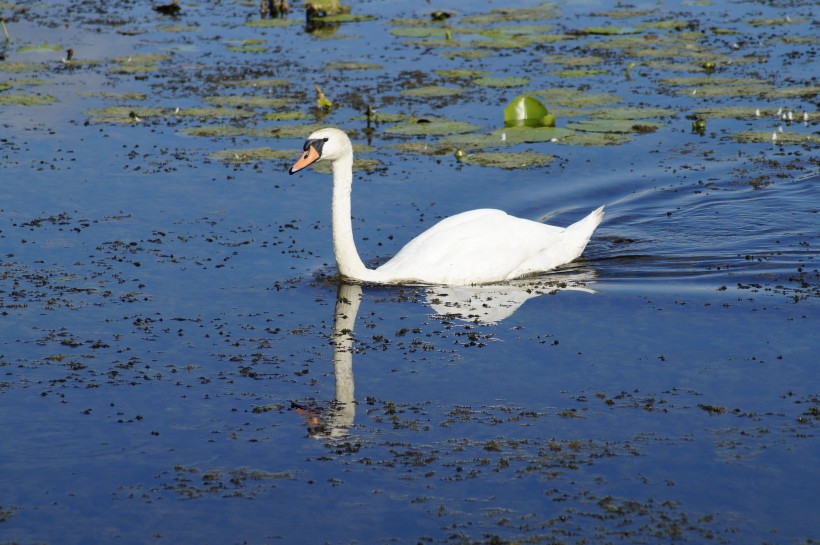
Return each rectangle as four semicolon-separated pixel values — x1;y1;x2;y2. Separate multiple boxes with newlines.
440;50;491;60
156;24;199;32
0;83;11;92
734;131;820;145
589;107;678;119
566;119;664;134
762;86;820;99
543;54;604;67
747;17;805;26
203;95;295;108
384;119;480;136
580;26;641;35
490;126;574;144
209;148;295;163
559;132;633;146
83;106;165;122
474;76;529;88
227;78;290;88
111;53;170;74
390;26;448;38
82;91;148;100
400;85;466;98
0;61;46;72
460;6;559;25
460;151;555;169
324;61;383;71
387;142;452;156
175;107;256;118
315;13;376;23
16;43;62;53
349;111;407;123
262;111;311;121
691;106;777;119
531;89;622;108
434;69;487;78
227;39;267;53
245;18;301;28
550;69;609;78
0;93;57;106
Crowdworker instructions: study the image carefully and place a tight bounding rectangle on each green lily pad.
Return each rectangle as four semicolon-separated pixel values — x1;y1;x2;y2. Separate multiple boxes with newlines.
589;107;678;119
559;132;633;146
390;26;448;38
460;151;555;169
734;131;820;145
245;18;301;28
550;69;609;78
691;106;777;119
156;24;199;33
227;78;290;88
400;85;466;98
227;40;267;53
324;61;382;71
474;76;529;88
82;91;148;100
566;119;664;134
531;89;622;108
460;6;559;25
349;111;407;123
175;107;255;118
0;93;57;106
762;86;820;99
434;69;488;78
384;119;480;136
83;106;165;122
0;61;46;72
543;54;604;67
440;50;491;60
16;43;62;53
209;148;295;163
261;111;311;121
111;53;171;74
0;83;11;92
387;142;452;156
581;26;641;35
490;126;574;144
203;95;295;108
315;13;376;23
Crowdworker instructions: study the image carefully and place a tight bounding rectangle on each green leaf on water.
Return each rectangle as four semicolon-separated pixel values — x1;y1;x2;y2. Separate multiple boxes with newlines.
566;119;664;134
384;119;480;136
401;85;466;98
460;151;555;169
0;93;57;106
475;76;529;88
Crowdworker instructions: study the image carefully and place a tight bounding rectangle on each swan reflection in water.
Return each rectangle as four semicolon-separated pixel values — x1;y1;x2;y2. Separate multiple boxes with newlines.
298;271;596;438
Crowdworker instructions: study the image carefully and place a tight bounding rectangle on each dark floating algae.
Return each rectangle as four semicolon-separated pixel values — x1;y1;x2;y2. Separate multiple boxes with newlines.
566;119;664;134
324;61;383;71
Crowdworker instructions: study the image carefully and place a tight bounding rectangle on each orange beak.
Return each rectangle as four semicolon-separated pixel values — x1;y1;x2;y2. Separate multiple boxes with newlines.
289;144;321;174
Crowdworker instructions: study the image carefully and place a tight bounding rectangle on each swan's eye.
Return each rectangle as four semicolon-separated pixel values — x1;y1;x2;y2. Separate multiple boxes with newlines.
323;138;329;142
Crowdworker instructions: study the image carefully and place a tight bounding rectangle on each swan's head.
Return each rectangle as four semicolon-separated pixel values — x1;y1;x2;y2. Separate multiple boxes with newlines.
289;127;352;175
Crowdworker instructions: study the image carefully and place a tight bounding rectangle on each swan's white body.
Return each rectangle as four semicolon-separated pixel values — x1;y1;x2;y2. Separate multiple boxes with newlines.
290;128;604;286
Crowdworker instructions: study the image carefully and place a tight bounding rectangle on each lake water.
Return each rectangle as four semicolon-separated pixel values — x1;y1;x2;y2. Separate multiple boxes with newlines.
1;0;818;544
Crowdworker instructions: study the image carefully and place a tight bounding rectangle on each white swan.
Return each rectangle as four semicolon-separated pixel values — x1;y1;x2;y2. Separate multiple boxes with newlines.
289;127;604;285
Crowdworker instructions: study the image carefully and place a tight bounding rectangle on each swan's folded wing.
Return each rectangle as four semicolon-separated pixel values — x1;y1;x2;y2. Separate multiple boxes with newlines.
375;209;566;284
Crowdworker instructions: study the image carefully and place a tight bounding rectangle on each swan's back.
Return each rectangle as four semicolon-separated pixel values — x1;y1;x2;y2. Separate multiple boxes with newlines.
374;206;604;285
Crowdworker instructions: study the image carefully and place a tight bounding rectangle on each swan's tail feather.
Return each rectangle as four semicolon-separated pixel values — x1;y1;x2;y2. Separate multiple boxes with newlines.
562;204;605;259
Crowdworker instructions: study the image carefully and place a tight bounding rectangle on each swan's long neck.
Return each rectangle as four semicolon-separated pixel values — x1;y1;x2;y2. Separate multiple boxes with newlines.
331;154;380;282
